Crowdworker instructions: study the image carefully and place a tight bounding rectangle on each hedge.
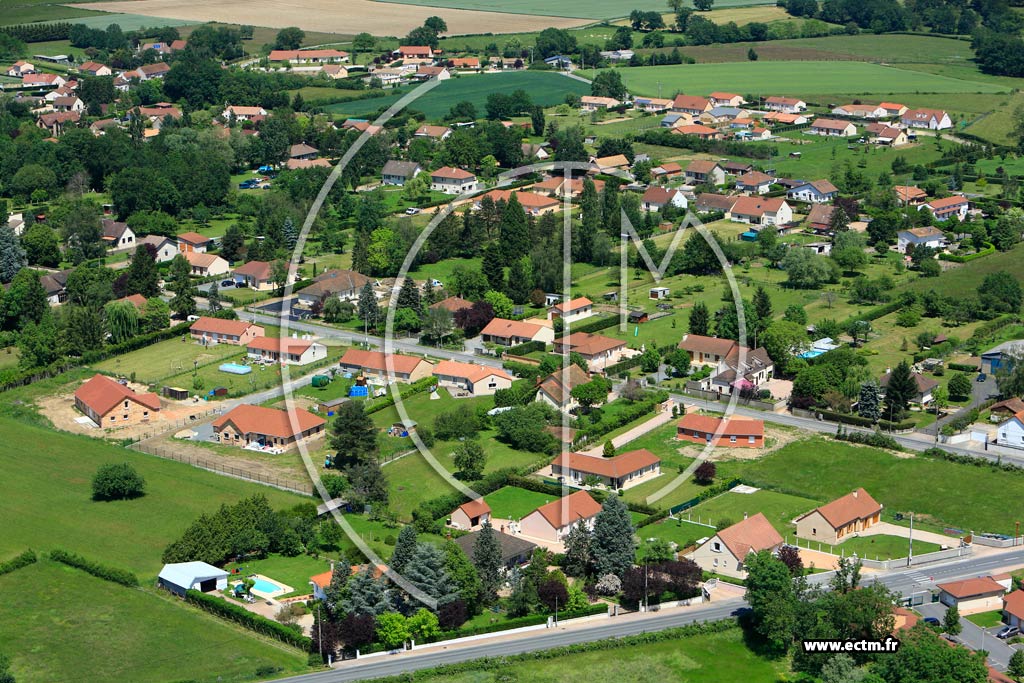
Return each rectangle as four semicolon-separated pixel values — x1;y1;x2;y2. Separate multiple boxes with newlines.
878;417;917;431
920;447;1024;473
814;409;875;427
573;391;668;444
838;299;904;329
603;355;645;376
364;376;437;415
438;603;607;640
572;315;620;335
0;549;37;577
949;362;979;372
506;340;545;356
939;242;995;263
502;360;543;380
49;549;138;587
185;589;312;651
834;426;904;451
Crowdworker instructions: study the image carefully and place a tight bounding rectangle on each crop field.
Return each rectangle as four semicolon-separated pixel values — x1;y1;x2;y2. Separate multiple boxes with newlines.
966;91;1024;145
326;71;591;119
593;61;1008;98
86;0;587;35
381;0;773;20
1;0;107;26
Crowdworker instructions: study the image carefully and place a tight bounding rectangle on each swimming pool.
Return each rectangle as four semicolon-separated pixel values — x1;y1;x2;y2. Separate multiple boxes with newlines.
250;577;282;594
219;362;252;375
797;349;826;359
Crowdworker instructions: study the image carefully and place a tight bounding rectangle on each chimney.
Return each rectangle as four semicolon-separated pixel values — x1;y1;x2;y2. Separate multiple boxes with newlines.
743;512;748;520
852;490;858;498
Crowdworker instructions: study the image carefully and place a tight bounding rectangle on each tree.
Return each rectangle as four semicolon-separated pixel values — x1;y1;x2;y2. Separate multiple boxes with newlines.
104;300;138;344
590;495;635;578
357;283;381;331
407;608;441;642
858;380;882;421
537;574;569;612
782;247;832;289
481;243;506;293
342;567;391;616
498;194;530;261
352;32;375;62
323;297;354;323
776;544;803;577
943;604;962;636
602;440;616;458
391;525;418;574
873;623;987;683
206;281;222;312
761;320;809;374
91;463;145;500
694;0;714;9
483;290;513;319
220;224;245;263
1009;650;1024;683
452;440;486;480
424;15;447;33
744;550;796;655
375;612;409;650
167;254;197;319
125;245;160;297
563;521;592;578
274;26;305;50
472;521;502;604
883;360;917;418
991;208;1024;252
442;541;481;618
689;301;709;335
403;542;460;607
931;385;949;415
141;297;170;333
20;223;60;268
948;372;972;401
591;70;626;100
747;47;759;61
979;271;1022;314
329;400;378;465
0;223;26;284
694;461;716;485
5;268;49;330
0;652;14;683
831;230;868;272
819;654;868;683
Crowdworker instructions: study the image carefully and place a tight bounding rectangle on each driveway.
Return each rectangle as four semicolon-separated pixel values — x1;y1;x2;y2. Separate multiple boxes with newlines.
916;602;1019;671
922;373;997;436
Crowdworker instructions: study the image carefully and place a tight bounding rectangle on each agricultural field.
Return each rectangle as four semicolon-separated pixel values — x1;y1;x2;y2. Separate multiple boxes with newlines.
906;242;1024;297
966;91;1024;145
381;0;773;19
325;71;591;120
0;561;306;683
1;0;107;26
0;416;306;577
593;61;1009;98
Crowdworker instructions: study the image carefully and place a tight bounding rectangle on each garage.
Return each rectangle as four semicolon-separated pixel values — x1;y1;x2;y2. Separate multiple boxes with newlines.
936;576;1006;614
158;561;230;597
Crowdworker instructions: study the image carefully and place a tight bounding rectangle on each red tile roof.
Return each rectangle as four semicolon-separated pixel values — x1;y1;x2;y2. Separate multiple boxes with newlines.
481;317;546;340
937;576;1005;599
551;449;660;479
457;498;492;518
232;260;271;280
431;166;475;180
176;231;211;245
246;337;314;354
551;297;592;313
557;332;625;357
433;360;512;384
672;94;710;111
678;334;738;356
212;404;325;439
677;413;764;437
530;490;602;529
802;489;882;530
339;349;430;375
75;374;161;415
730;196;787;218
1003;590;1024;620
189;317;260;337
926;195;967;210
716;512;783;558
430;296;473;313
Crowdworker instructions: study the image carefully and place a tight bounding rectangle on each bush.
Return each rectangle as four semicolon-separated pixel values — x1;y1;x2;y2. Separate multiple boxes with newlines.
834;426;903;451
91;462;146;500
185;589;312;650
363;376;435;415
0;549;37;576
49;549;138;587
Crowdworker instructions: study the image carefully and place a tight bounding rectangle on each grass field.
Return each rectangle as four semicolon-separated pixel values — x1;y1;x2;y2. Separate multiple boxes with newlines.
966;91;1024;145
966;610;1005;628
683;489;820;534
325;72;591;119
906;242;1024;297
1;0;106;26
380;0;772;19
0;416;306;576
742;437;1021;535
0;560;306;683
640;517;716;550
592;61;1008;98
835;535;941;561
484;486;559;520
36;11;196;29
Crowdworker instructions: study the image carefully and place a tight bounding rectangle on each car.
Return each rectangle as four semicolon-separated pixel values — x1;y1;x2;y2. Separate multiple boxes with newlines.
977;373;987;382
996;626;1019;639
923;617;940;626
405;207;421;215
220;280;234;287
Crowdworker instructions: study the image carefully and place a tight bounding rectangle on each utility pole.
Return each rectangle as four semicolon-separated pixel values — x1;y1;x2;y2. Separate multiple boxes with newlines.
643;560;649;612
907;512;914;567
554;595;558;626
317;604;323;661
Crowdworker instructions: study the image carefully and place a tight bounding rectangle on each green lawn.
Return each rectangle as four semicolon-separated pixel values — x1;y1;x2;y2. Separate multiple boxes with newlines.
683;489;820;535
906;242;1024;298
834;535;942;561
91;333;247;385
743;437;1022;536
591;61;1008;98
640;517;717;550
225;552;336;597
966;91;1024;145
966;610;1005;628
0;416;306;577
0;560;306;683
325;72;591;120
484;486;559;520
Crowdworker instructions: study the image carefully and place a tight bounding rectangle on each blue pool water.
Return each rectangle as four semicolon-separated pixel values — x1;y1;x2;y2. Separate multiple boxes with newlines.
220;362;252;375
798;349;826;359
250;578;280;593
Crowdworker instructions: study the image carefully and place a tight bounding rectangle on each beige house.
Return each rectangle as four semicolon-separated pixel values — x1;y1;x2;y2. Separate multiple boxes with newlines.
432;360;513;396
547;297;593;324
688;513;783;579
212;404;325;451
189;317;264;346
553;333;629;371
937;577;1007;614
74;374;162;428
550;449;661;491
519;490;602;543
338;349;433;383
678;334;739;366
535;364;592;412
246;338;327;366
450;499;492;531
481;317;554;346
183;251;229;276
794;488;882;545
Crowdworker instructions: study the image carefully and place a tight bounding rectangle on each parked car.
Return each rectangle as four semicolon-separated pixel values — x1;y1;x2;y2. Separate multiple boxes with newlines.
923;617;940;626
996;626;1019;639
977;373;987;382
405;207;421;215
220;280;234;287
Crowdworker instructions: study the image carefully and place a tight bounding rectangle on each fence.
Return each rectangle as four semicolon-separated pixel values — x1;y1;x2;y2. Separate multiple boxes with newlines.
667;479;743;516
130;440;314;495
971;535;1023;548
124;410;220;442
783;534;973;570
678;388;787;413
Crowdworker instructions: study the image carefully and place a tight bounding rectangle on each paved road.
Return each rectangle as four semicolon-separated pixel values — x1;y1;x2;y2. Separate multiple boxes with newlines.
917;601;1018;670
920;373;997;437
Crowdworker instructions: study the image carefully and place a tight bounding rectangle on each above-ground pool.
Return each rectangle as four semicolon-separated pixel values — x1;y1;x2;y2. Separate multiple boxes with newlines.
219;362;252;375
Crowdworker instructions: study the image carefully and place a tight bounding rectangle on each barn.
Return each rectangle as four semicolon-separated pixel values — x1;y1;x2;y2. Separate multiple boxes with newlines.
158;562;229;597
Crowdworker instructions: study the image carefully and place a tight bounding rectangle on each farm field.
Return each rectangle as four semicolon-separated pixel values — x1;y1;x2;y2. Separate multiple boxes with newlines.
0;561;306;683
381;0;773;19
906;242;1024;297
85;0;587;36
325;71;591;119
593;61;1009;98
1;0;107;25
0;416;306;577
966;91;1024;145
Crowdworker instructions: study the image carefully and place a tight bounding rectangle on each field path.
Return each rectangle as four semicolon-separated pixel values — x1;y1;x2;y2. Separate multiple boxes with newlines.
86;0;588;35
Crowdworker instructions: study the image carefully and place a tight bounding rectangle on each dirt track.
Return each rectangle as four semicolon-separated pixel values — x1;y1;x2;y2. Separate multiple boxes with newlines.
87;0;588;36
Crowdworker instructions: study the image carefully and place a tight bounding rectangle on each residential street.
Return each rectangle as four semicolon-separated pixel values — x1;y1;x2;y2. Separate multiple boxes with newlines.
916;602;1017;670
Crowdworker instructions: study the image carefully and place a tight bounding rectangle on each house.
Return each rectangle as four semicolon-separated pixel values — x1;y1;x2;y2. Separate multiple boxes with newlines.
1003;590;1024;628
267;49;349;63
794;488;882;545
78;61;111;77
432;360;513;396
684;161;726;186
116;294;148;311
533;176;605;199
430;166;477;194
879;369;939;404
136;235;176;263
286;157;331;170
806;204;836;233
414;124;452;140
661;112;692;128
535;364;592;412
454;530;537;569
474;190;559;216
430;296;473;316
688;513;783;579
232;261;276;290
709;92;744;107
809;119;857;137
39;269;71;305
671;95;711;116
246;338;327;366
222;105;267;121
787;180;839;204
694;193;737;214
367;68;405;87
764;96;807;113
158;562;228;597
176;231;212;253
937;577;1006;614
74;373;162;427
338;349;434;383
36;111;79;135
131;62;171;80
701;346;774;395
450;499;491;531
897;226;947;253
522;143;550;161
650;161;683;181
895;185;928;206
728;197;793;227
519;490;602;543
641;186;687;212
183;251;229;277
996;410;1024;450
101;218;135;250
381;160;421;186
633;97;673;112
672;124;720;140
298;269;373;306
921;196;968;222
763;111;808;125
189;317;264;346
448;57;481;70
989;397;1024;419
23;73;65;88
735;171;774;195
7;60;34;76
871;126;908;146
879;102;908;117
705;106;746;123
550;450;661;490
679;334;738;365
553;333;629;371
481;317;554;346
320;64;348;79
831;103;886;118
902;108;952;130
394;45;433;59
544;55;573;69
982;340;1024;374
580;96;620;111
288;143;319;161
677;413;764;448
547;297;594;324
213;404;325;451
52;96;84;113
591;154;630;173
